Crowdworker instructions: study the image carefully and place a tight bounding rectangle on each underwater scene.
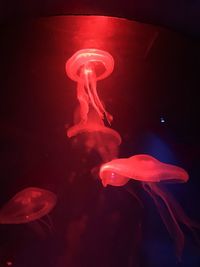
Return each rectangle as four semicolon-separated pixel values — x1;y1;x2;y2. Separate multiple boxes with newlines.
0;16;200;267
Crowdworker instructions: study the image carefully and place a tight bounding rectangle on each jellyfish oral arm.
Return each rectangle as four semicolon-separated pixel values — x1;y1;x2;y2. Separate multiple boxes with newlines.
76;78;89;123
86;68;113;124
84;65;104;120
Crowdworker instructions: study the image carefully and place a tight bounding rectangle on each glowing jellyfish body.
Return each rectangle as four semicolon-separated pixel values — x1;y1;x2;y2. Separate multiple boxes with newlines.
66;49;114;132
99;154;198;259
0;187;57;224
69;108;121;162
99;154;189;186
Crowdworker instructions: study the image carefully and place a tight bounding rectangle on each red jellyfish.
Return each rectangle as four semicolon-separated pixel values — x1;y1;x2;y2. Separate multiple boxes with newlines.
67;107;121;162
0;187;57;224
99;154;189;186
99;154;199;259
66;49;114;131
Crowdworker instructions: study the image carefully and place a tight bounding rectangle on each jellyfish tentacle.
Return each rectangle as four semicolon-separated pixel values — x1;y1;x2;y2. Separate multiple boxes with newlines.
84;63;113;125
38;215;55;234
76;75;89;123
66;89;89;138
143;183;184;260
84;65;104;120
153;185;200;246
67;71;90;138
124;186;144;209
89;69;113;124
87;69;104;116
159;186;200;228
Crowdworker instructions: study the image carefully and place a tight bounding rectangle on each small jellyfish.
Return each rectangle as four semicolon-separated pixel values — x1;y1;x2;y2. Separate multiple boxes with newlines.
0;187;57;224
99;154;199;259
67;108;121;162
66;49;114;130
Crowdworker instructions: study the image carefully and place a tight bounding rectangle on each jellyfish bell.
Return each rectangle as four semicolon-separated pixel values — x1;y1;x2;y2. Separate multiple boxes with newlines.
67;108;121;162
128;154;189;183
66;49;114;82
66;49;114;127
99;154;189;186
84;126;121;162
0;187;57;224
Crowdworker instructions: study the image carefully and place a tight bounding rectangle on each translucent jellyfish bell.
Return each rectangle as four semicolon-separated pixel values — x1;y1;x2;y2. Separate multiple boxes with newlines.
99;154;189;186
67;108;121;162
0;187;57;224
99;154;199;259
66;49;114;128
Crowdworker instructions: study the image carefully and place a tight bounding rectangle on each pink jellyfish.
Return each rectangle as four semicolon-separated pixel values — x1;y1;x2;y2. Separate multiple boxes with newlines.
0;187;57;224
99;154;189;186
67;107;121;162
99;154;199;259
66;49;114;131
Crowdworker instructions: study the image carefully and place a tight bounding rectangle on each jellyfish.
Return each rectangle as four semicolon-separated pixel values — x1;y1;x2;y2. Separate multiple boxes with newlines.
99;154;199;259
99;154;189;186
0;187;57;224
66;49;114;130
67;107;121;162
